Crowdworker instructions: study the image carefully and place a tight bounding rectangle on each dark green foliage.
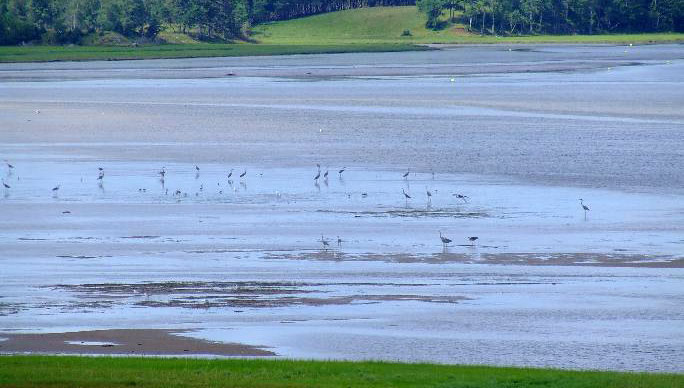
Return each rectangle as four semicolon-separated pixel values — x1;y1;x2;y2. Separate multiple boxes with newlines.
418;0;684;33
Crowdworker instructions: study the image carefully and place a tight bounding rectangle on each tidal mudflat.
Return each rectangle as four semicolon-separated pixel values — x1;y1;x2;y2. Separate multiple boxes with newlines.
1;44;683;372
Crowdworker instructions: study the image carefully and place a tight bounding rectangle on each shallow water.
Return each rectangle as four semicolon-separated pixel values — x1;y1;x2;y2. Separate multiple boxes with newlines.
1;45;684;371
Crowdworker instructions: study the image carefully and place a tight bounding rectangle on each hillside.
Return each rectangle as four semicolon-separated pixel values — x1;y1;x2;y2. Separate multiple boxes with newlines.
252;6;684;44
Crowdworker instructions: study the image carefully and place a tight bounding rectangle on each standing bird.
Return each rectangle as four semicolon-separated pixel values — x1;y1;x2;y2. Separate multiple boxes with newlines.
403;169;410;179
579;199;590;219
195;165;200;172
227;169;233;179
240;170;247;179
320;235;330;250
439;231;452;247
2;179;10;189
6;162;14;169
426;187;432;204
324;169;329;179
402;188;411;206
159;167;166;178
338;167;346;176
337;236;342;247
97;170;104;180
468;236;479;246
314;170;321;181
52;185;60;192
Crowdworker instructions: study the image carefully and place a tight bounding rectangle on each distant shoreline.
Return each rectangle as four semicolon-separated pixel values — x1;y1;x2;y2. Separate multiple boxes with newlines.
1;34;682;63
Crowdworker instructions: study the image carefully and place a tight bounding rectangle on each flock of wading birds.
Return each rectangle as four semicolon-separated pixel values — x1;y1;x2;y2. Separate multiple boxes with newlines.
2;160;592;250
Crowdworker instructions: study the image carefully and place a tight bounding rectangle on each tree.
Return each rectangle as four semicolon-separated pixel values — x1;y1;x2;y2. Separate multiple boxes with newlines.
417;0;445;28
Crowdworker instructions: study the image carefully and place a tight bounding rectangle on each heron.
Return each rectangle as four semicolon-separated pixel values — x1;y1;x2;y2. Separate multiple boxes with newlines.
2;180;9;189
6;162;14;169
240;170;247;179
402;188;411;200
337;236;343;247
324;169;329;179
227;169;233;179
468;236;479;246
195;165;200;172
426;187;432;204
52;185;60;192
97;170;104;180
159;167;166;178
98;167;103;171
403;169;410;179
320;235;330;250
579;198;590;219
338;167;346;176
439;231;452;247
314;171;320;181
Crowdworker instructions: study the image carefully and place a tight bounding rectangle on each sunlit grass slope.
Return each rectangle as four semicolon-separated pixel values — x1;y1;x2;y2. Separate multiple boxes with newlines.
253;6;684;44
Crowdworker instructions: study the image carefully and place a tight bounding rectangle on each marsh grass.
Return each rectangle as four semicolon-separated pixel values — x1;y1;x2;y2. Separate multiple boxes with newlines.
0;356;682;388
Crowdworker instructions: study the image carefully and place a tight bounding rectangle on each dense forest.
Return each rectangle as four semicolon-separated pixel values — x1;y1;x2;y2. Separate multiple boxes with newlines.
418;0;683;34
0;0;682;45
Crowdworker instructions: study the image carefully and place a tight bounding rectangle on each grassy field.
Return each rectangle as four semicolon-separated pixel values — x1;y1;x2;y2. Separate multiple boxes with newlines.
0;43;425;63
253;6;684;44
0;356;682;388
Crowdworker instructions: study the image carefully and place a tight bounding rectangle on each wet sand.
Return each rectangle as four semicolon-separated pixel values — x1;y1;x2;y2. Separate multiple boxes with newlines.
1;45;683;372
0;329;273;356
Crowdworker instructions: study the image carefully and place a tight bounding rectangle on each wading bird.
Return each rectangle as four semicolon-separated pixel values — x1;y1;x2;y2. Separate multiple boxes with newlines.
314;170;320;181
439;231;452;247
2;180;9;189
227;169;233;179
195;165;200;172
320;235;330;250
159;167;166;178
6;161;14;170
338;167;346;176
98;170;104;180
426;187;432;204
240;170;247;179
579;199;590;219
468;236;479;246
337;236;342;247
324;169;329;179
403;169;410;179
52;185;60;192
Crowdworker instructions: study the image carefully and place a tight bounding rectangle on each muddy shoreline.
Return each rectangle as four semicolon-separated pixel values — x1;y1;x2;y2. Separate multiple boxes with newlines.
0;329;274;356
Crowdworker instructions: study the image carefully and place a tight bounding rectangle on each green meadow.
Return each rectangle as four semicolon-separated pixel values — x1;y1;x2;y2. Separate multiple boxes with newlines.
0;356;682;388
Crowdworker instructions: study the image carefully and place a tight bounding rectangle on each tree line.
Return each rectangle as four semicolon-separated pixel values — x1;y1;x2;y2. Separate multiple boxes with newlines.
1;0;682;45
0;0;414;44
418;0;683;34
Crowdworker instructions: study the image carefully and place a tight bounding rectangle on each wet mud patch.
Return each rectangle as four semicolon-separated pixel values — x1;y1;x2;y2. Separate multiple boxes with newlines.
0;329;274;356
316;208;491;219
47;281;466;309
265;251;684;268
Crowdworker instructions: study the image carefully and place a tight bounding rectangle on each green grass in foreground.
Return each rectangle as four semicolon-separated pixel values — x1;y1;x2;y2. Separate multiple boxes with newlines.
0;356;682;388
0;43;425;63
254;6;684;44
